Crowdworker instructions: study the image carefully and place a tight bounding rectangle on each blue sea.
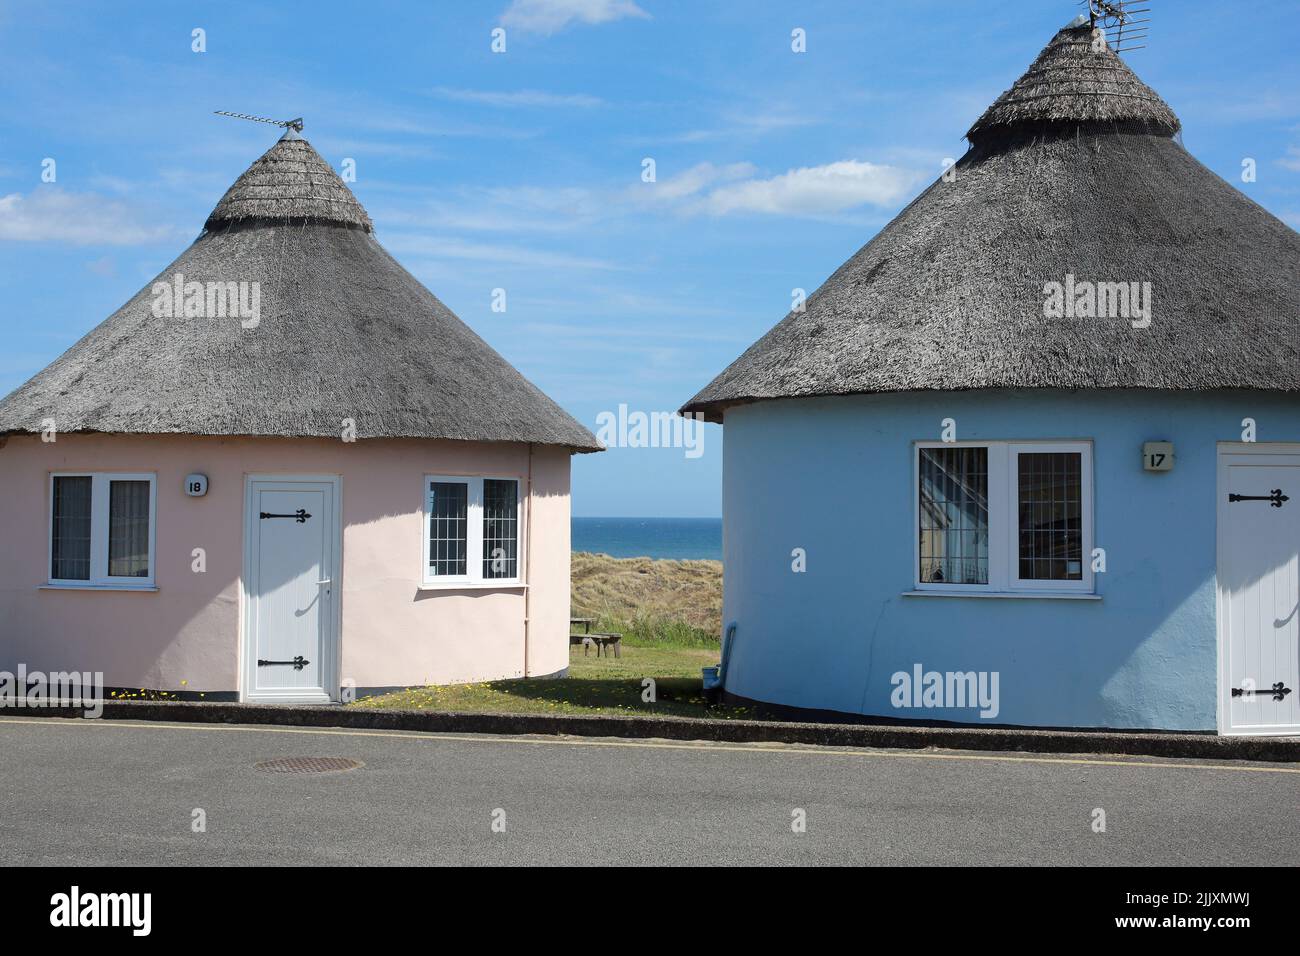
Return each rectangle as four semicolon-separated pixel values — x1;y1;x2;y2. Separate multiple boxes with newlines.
572;517;722;561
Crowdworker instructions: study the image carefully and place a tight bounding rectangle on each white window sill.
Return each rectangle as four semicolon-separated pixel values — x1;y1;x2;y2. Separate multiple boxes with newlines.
41;583;158;593
417;582;527;592
902;589;1100;601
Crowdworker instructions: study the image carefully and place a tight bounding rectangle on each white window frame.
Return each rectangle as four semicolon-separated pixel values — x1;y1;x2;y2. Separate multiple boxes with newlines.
913;441;1093;595
47;472;158;589
421;474;524;589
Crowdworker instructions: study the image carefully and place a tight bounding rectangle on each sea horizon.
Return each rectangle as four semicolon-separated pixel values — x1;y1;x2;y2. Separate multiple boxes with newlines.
572;516;722;562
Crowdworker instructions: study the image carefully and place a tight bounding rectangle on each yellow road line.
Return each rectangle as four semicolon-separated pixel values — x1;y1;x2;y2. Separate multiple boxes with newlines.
1;715;1297;774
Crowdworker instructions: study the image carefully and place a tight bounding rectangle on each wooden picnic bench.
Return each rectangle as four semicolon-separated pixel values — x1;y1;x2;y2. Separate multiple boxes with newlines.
569;618;622;658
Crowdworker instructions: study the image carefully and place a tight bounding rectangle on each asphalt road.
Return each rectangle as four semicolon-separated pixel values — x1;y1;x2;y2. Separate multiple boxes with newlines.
2;716;1298;866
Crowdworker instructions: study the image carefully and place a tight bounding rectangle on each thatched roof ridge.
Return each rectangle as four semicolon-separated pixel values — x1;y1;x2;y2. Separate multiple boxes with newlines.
205;135;373;232
681;27;1300;422
0;138;600;451
968;24;1180;143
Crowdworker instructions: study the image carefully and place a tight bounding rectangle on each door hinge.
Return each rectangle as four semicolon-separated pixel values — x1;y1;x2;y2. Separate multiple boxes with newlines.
1227;489;1289;508
260;509;312;523
258;656;310;671
1231;682;1292;702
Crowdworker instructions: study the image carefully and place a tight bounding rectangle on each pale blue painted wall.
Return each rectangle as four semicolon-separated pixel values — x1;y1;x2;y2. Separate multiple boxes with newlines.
721;389;1300;731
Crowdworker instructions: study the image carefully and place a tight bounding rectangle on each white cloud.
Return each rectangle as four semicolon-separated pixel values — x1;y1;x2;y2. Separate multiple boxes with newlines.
431;87;604;109
695;160;920;217
0;188;177;245
1279;145;1300;172
383;233;621;271
663;110;822;144
500;0;649;35
372;158;919;237
637;162;756;202
370;184;608;234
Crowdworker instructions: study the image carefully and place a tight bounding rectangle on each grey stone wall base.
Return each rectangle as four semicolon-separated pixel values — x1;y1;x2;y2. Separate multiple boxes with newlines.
6;699;1300;762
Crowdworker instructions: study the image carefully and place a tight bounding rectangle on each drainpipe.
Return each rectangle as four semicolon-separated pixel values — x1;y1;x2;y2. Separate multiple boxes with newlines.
523;442;534;676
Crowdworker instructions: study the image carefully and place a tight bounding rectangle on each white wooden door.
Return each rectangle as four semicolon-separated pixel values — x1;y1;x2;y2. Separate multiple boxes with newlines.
1218;449;1300;735
243;477;339;703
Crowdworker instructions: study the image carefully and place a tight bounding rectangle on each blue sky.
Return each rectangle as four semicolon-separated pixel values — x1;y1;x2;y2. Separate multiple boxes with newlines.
2;0;1298;517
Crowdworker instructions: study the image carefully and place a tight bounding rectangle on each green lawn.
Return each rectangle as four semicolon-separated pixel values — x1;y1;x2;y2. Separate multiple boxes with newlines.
351;641;754;719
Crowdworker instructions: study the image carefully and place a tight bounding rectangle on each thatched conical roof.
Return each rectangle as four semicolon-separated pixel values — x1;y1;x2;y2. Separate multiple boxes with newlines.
0;133;601;450
967;22;1180;142
206;131;374;232
682;24;1300;422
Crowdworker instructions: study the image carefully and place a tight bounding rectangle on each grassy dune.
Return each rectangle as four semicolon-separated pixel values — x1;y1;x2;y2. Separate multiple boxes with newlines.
570;551;722;646
352;552;739;717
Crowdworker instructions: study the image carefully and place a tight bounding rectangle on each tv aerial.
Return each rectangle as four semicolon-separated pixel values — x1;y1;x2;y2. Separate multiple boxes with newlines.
213;111;305;133
1086;0;1150;53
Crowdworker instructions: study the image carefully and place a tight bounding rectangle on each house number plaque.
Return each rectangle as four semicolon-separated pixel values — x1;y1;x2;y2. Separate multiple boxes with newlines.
1141;442;1173;472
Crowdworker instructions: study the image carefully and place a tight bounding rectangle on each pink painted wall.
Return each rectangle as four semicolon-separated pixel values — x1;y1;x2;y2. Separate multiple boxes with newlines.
0;434;573;694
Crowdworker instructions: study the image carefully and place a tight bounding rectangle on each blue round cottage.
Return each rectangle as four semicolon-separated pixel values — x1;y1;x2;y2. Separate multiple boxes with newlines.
681;22;1300;734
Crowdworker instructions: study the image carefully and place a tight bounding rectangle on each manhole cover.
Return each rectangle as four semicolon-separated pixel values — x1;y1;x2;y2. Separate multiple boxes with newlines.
254;756;362;774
